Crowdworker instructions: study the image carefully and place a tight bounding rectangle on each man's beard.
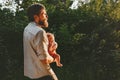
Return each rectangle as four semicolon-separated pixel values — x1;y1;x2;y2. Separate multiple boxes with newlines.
38;20;48;27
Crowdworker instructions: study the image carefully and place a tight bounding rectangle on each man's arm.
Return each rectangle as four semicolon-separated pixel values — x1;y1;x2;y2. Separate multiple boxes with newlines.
41;58;54;64
33;30;55;64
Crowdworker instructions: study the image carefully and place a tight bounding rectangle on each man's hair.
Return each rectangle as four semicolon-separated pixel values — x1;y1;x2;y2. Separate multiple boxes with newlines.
27;3;45;22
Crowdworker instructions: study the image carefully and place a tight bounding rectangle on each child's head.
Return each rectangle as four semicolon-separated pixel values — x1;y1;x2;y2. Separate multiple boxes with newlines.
47;33;55;43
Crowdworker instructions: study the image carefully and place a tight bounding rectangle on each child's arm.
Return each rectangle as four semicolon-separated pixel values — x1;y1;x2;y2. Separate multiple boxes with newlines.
52;42;58;50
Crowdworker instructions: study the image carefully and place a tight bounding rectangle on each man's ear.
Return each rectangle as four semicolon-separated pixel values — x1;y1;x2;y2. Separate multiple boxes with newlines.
34;15;39;22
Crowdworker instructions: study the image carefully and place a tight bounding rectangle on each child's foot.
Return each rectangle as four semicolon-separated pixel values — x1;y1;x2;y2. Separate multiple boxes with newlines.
56;63;63;67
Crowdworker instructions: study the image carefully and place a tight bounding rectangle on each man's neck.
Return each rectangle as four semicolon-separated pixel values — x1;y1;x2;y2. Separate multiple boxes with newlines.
34;21;44;28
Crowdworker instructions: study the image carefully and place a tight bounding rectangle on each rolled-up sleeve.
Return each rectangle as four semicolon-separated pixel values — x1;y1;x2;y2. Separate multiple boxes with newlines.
33;30;51;60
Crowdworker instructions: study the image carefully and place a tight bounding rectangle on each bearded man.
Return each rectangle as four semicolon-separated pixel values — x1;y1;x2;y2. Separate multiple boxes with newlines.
23;3;58;80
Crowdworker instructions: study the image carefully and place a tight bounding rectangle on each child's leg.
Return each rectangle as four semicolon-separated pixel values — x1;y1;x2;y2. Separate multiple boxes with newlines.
54;54;63;67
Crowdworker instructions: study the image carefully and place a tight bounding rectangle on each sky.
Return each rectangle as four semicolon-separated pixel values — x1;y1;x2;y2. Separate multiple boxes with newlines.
70;0;90;9
0;0;119;10
0;0;84;11
0;0;17;12
0;0;91;12
0;0;3;3
0;0;23;13
4;0;118;10
0;0;118;15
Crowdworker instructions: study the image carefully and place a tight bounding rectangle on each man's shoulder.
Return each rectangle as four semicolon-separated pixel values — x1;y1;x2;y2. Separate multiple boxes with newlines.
24;22;44;35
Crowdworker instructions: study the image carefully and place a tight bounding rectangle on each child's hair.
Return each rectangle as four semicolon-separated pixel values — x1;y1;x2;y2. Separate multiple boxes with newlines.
47;33;54;41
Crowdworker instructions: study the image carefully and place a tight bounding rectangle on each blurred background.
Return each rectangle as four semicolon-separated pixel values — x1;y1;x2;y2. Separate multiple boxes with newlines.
0;0;120;80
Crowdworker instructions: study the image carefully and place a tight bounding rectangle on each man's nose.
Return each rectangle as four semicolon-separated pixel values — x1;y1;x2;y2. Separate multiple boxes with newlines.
46;14;48;18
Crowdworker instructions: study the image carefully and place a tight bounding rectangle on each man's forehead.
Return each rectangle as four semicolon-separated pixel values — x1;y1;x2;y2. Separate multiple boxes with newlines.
40;9;46;13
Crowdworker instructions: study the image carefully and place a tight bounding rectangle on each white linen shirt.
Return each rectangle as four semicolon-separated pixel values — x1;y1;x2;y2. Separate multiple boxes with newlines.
23;22;58;80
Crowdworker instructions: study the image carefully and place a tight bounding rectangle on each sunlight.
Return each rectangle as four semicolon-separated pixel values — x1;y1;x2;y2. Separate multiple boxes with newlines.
70;0;90;9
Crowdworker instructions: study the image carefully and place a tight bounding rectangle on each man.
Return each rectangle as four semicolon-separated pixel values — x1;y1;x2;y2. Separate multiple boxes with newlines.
23;3;58;80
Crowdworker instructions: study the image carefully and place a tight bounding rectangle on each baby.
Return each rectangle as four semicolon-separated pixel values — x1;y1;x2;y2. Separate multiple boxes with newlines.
47;33;63;67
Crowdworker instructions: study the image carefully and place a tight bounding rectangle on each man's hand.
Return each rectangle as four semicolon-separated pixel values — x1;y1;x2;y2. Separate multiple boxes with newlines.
47;56;55;63
41;55;54;64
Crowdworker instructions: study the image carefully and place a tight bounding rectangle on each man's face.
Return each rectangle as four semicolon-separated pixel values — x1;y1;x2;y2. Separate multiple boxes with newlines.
38;9;48;27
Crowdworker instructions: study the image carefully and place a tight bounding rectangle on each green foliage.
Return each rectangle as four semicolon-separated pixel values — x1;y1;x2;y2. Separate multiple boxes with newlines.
0;0;120;80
